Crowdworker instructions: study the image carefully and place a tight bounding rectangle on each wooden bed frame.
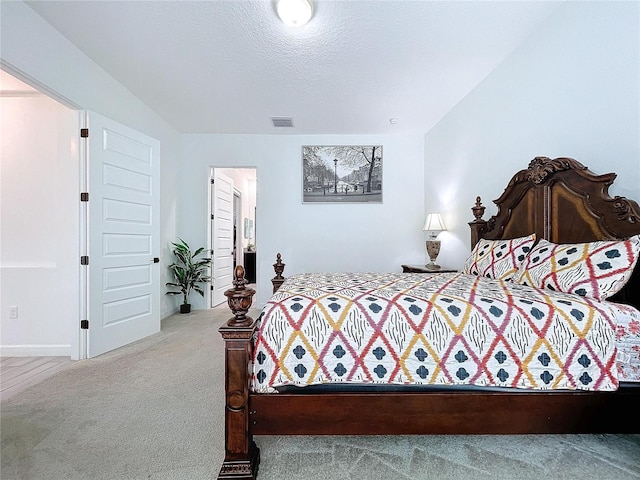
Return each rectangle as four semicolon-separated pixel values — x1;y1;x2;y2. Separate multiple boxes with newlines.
217;157;640;479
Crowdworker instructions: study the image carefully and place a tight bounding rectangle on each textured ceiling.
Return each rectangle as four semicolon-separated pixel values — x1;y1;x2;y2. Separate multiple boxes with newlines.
24;0;561;135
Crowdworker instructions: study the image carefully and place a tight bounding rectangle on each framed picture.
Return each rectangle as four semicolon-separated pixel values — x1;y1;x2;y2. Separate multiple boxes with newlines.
302;145;383;203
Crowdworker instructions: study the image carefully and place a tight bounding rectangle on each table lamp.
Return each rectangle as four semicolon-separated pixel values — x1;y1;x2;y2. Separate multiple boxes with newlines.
423;213;446;269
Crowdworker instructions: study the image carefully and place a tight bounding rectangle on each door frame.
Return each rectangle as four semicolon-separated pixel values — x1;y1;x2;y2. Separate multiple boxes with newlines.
207;168;240;308
207;169;213;308
232;188;242;270
1;63;83;360
1;63;161;361
206;166;257;309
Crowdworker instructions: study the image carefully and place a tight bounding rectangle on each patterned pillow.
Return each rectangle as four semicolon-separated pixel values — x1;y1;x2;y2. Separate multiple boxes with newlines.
463;234;536;281
515;236;640;301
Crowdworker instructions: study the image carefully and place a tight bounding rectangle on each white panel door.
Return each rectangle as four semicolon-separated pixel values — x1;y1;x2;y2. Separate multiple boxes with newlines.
212;171;234;306
85;111;160;357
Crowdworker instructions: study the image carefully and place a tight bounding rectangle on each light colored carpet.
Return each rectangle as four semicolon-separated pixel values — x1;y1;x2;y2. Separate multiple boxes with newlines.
2;306;639;480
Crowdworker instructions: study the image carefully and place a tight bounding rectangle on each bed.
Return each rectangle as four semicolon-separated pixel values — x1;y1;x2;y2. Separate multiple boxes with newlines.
217;156;640;479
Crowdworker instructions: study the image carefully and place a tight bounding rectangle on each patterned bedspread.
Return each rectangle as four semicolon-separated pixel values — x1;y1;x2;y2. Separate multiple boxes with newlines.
251;272;624;393
614;303;640;382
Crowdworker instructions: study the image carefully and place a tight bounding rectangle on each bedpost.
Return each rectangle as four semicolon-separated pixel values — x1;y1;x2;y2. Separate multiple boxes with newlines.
218;265;260;479
469;196;487;248
271;253;286;294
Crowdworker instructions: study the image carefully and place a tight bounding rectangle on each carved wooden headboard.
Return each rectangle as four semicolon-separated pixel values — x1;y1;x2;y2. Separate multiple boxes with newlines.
469;156;640;309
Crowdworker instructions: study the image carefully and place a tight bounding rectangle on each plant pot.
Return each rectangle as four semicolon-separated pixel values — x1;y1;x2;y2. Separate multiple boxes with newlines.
180;303;191;314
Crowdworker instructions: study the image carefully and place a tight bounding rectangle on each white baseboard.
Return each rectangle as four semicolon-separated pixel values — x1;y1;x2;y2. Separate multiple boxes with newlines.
0;344;71;357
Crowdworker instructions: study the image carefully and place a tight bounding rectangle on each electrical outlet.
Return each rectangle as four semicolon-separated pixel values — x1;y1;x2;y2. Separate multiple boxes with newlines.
9;306;18;319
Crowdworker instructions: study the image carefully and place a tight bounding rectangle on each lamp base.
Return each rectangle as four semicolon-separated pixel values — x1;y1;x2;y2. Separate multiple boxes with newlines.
426;239;441;269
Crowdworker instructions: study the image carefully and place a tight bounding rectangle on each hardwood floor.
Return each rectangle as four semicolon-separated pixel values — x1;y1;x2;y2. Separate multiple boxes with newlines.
1;356;74;401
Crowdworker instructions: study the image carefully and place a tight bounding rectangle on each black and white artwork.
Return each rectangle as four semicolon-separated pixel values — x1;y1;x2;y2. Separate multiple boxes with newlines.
302;145;382;203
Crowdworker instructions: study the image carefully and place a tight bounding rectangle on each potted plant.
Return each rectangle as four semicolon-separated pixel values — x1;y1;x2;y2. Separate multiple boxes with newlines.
166;238;211;313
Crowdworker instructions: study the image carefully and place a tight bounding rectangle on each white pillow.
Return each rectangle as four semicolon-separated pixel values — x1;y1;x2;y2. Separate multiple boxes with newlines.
463;234;536;281
515;236;640;301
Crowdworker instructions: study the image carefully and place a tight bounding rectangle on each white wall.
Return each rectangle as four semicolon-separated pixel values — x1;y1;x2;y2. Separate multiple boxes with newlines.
0;1;183;357
0;96;79;356
182;135;425;305
424;1;640;269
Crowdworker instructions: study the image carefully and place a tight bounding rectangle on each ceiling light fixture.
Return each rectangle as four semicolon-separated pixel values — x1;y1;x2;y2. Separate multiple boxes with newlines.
276;0;314;27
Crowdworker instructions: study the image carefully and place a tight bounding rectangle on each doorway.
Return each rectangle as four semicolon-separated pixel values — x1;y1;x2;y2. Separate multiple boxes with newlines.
209;167;257;307
1;69;162;360
1;70;80;359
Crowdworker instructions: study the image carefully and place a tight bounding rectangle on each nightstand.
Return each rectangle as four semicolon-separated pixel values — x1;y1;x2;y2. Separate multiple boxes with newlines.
401;265;458;274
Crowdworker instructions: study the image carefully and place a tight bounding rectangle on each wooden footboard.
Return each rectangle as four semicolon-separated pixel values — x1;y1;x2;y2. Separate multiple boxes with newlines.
218;265;259;479
218;256;286;479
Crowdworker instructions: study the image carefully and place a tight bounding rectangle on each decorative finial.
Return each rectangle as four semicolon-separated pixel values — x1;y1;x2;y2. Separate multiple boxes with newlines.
472;196;485;221
224;265;255;325
273;252;285;280
233;265;248;289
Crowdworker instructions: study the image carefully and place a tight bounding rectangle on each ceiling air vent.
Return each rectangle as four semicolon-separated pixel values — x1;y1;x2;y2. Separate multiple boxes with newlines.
270;116;294;128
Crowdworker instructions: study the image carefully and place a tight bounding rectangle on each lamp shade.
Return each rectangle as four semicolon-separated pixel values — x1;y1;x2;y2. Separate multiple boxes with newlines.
423;213;446;233
276;0;314;27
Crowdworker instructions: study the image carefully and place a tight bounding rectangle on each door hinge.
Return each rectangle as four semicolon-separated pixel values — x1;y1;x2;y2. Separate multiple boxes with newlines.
81;256;89;265
80;192;89;202
211;178;215;184
80;320;89;329
80;128;89;138
211;214;214;220
210;285;214;291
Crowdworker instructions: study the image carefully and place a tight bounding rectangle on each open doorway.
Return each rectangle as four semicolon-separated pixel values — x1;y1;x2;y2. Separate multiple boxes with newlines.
1;69;81;359
209;167;257;307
